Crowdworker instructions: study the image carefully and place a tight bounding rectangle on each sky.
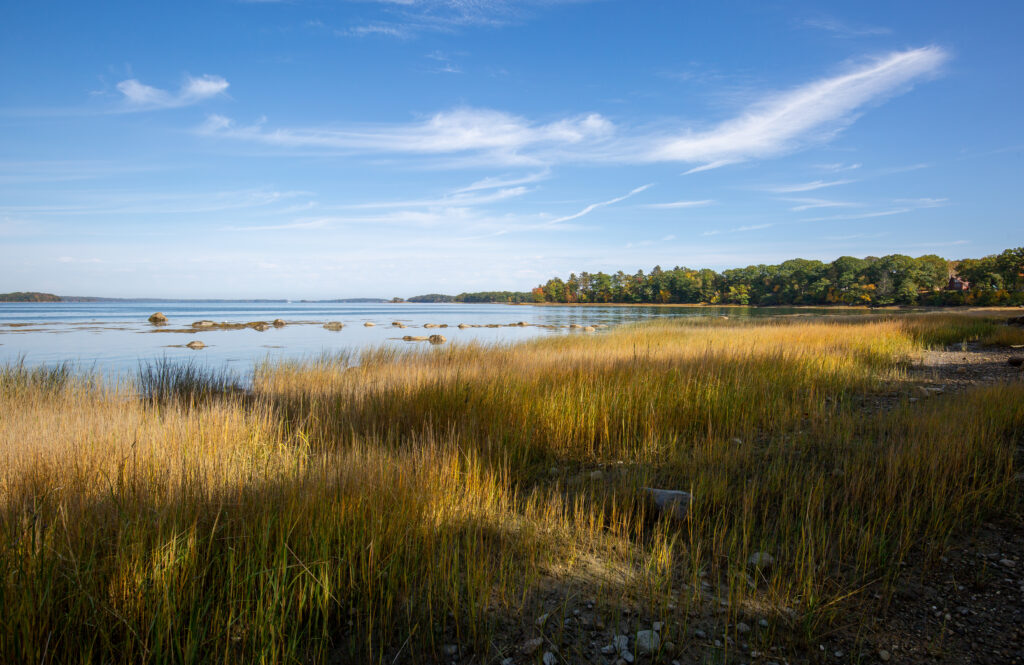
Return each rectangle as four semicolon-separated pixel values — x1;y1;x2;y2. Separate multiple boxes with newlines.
1;1;1021;299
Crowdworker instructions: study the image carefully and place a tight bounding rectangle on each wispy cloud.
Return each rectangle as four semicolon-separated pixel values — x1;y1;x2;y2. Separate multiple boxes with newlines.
814;162;861;172
117;75;229;111
338;0;586;38
545;183;652;225
453;170;549;193
800;17;892;38
783;197;859;212
199;47;947;170
765;179;855;193
646;47;947;169
800;208;912;223
200;108;613;163
643;199;714;209
703;223;774;237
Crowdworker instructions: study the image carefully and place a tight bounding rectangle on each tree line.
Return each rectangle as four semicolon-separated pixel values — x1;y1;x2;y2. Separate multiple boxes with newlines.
529;247;1024;307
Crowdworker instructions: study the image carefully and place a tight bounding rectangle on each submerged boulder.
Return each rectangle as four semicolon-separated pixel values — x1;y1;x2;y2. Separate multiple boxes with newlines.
185;340;206;350
323;321;344;331
192;320;215;328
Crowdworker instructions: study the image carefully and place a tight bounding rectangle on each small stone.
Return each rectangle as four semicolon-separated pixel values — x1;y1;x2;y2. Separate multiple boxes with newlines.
428;334;446;344
612;635;629;652
272;318;286;327
652;621;663;632
601;645;616;655
148;312;167;324
323;321;344;331
442;644;458;656
185;340;206;350
736;622;751;635
643;487;693;520
758;618;770;629
364;321;375;327
620;651;634;664
694;629;707;639
999;558;1016;568
748;551;774;570
501;659;514;665
536;613;550;627
542;652;557;665
878;650;891;662
521;637;543;655
663;641;675;654
635;630;660;655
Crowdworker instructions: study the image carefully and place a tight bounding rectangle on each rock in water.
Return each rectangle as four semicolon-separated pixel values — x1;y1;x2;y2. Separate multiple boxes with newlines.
584;326;596;332
148;312;167;324
391;321;403;327
192;320;215;328
272;318;286;327
635;630;660;655
403;336;429;341
364;322;375;327
643;488;692;520
458;323;469;329
185;340;206;350
323;322;344;331
428;334;447;344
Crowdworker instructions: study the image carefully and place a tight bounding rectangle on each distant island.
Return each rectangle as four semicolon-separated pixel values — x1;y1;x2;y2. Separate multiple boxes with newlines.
0;291;62;302
407;291;533;304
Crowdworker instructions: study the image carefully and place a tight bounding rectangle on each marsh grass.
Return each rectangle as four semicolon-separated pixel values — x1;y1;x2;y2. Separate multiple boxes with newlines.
1;314;1021;663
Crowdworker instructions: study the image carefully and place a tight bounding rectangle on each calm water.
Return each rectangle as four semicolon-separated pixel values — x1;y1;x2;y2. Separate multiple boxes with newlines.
0;301;865;377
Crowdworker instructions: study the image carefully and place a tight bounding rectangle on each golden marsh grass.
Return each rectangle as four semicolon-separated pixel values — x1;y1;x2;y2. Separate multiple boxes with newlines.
1;313;1022;663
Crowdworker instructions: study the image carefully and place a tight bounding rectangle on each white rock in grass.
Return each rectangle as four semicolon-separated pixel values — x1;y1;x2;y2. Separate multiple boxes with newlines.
635;630;660;655
536;612;550;627
521;637;543;655
612;634;629;652
748;551;774;570
644;488;692;520
543;652;558;665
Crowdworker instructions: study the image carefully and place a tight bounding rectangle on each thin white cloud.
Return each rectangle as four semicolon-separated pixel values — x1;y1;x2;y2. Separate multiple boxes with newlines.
454;169;549;193
801;208;912;223
198;47;947;170
647;47;947;168
200;108;613;159
814;162;862;172
643;199;714;209
783;197;859;211
703;223;774;237
765;179;855;193
545;183;652;226
800;17;892;37
117;74;229;111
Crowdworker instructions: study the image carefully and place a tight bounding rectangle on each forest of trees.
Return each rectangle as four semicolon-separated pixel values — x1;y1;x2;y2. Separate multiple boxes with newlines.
408;291;533;304
530;247;1024;307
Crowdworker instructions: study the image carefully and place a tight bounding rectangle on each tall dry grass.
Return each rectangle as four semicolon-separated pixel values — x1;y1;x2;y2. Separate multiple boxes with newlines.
1;314;1021;663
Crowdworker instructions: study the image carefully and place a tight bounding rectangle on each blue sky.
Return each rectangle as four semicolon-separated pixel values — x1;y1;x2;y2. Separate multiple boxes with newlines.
1;1;1021;299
